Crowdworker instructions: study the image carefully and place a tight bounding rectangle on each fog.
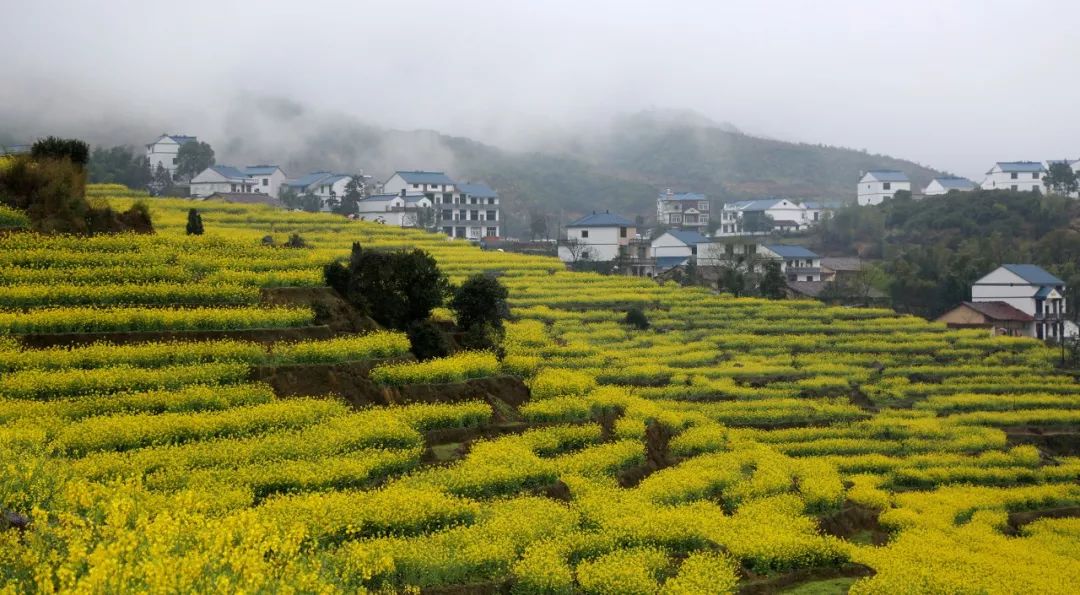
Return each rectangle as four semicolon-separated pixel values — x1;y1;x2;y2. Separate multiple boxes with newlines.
1;0;1078;180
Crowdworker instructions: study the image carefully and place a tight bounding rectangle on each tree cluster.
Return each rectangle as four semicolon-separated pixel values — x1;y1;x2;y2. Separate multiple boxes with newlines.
324;243;509;359
88;146;152;190
186;209;204;235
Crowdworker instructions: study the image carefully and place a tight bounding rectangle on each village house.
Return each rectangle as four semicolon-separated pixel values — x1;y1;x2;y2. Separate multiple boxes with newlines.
938;264;1070;340
656;190;710;232
979;162;1046;192
189;165;286;199
716;199;810;235
282;172;353;211
354;194;434;228
382;171;501;239
923;176;976;196
558;212;636;263
146;134;197;176
650;230;707;274
857;170;911;206
761;245;822;282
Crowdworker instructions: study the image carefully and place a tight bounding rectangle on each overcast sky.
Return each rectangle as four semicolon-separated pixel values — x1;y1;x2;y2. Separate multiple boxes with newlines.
1;0;1077;180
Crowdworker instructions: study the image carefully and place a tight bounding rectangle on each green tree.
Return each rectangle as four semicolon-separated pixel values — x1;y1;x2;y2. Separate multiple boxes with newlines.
174;141;215;181
149;163;174;196
742;211;774;233
624;307;650;330
759;260;787;299
529;210;549;240
449;274;509;332
185;209;204;235
282;190;323;213
31;137;89;166
88;146;152;189
1044;161;1078;195
335;175;367;215
326;243;450;330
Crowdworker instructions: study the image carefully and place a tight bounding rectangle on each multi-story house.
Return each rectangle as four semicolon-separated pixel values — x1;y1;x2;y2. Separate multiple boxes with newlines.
558;212;636;263
857;170;910;206
980;162;1046;192
656;190;709;231
282;172;354;211
923;176;976;196
761;245;822;282
717;198;810;235
650;230;707;274
383;171;501;239
146;134;197;177
189;165;287;198
969;264;1067;340
355;194;434;227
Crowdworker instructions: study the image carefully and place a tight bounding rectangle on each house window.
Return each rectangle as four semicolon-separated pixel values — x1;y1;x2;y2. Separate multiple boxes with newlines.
805;276;813;282
1011;185;1018;191
442;226;453;235
581;230;589;238
441;210;452;220
700;214;708;222
747;245;757;254
470;210;479;220
486;226;497;237
671;215;682;223
699;202;709;210
1032;172;1039;179
486;210;496;220
413;184;419;188
620;227;627;238
455;226;466;238
487;198;495;204
1010;172;1018;179
443;193;452;203
883;182;891;190
725;244;734;255
262;178;268;186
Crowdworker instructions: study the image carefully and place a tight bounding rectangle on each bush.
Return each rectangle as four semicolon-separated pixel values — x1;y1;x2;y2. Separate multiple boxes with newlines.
284;233;307;248
329;242;450;330
186;209;204;235
407;320;452;361
450;274;509;331
31;137;90;166
624;307;650;330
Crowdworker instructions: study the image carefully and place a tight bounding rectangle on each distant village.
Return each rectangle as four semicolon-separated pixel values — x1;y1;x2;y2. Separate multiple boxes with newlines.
63;135;1075;343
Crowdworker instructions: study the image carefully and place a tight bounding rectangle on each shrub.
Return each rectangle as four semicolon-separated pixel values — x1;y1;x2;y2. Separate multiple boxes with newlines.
330;242;450;329
624;307;650;330
284;233;307;248
407;320;452;361
31;137;90;166
186;209;204;235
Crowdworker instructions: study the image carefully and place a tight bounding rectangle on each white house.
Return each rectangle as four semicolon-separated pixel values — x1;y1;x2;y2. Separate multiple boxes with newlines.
657;190;710;231
384;170;457;197
695;237;766;267
761;244;822;282
857;170;911;206
449;182;501;239
558;212;636;263
651;230;707;273
189;165;287;199
244;165;287;199
971;264;1068;340
146;134;197;176
717;198;809;235
282;172;354;210
355;194;434;227
923;176;976;196
980;162;1046;192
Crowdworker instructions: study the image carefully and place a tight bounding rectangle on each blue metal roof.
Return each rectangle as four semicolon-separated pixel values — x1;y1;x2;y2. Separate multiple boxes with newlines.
209;165;248;180
244;165;281;175
395;171;456;185
457;182;497;198
729;199;785;211
666;230;708;245
567;212;634;227
864;170;910;182
933;176;975;190
764;244;819;258
170;135;197;145
656;256;690;271
659;192;706;202
993;162;1045;173
1002;264;1063;285
284;172;334;189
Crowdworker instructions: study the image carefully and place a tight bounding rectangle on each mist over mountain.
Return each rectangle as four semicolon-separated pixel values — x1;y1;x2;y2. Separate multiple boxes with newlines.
1;93;944;236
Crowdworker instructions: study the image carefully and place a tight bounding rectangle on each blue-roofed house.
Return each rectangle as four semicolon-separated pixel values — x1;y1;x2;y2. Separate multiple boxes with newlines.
857;170;911;206
924;176;976;196
761;244;822;282
383;171;457;196
447;181;501;239
146;134;199;177
190;164;288;199
651;230;707;260
354;193;434;228
559;211;638;263
281;172;356;211
980;162;1046;193
717;198;810;235
656;189;710;231
972;264;1070;340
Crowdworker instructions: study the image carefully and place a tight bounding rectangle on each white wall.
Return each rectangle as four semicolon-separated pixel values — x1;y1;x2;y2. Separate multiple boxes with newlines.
252;169;286;198
651;233;692;259
980;170;1045;192
147;138;180;175
559;226;621;262
858;180;911;206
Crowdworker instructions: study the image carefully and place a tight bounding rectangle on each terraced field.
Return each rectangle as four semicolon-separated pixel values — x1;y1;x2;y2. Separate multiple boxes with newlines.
1;184;1078;593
